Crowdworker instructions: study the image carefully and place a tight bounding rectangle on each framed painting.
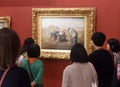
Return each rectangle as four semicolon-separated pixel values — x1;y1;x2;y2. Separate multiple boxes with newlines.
0;16;11;29
32;8;95;59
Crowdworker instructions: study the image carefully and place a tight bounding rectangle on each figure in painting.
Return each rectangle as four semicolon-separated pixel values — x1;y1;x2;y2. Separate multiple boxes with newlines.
49;30;59;41
68;28;78;46
50;30;67;42
57;31;67;42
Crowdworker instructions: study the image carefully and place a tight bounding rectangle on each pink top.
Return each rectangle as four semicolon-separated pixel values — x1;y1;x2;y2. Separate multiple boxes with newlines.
62;62;98;87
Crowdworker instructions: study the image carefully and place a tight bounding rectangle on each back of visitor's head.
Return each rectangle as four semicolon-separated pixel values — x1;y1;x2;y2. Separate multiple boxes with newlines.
27;44;40;58
70;43;88;63
107;38;120;53
20;37;34;54
0;27;20;68
91;32;106;46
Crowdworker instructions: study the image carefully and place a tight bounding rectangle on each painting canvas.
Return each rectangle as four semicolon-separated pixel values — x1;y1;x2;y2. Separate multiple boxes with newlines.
32;8;95;59
41;17;85;50
0;16;11;29
0;22;6;29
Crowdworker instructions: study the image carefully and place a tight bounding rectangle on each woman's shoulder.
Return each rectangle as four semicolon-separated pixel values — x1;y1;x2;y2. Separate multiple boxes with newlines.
64;63;76;71
35;59;43;64
21;58;28;63
32;59;43;67
6;65;29;77
88;62;94;68
12;65;27;72
63;65;71;73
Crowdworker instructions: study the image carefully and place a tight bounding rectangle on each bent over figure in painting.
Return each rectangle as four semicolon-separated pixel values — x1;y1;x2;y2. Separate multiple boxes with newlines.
50;30;67;42
57;31;67;42
68;28;78;46
49;30;59;41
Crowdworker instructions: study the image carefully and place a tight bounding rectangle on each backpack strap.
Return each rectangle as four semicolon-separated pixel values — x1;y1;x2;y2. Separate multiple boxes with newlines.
0;67;10;86
27;59;34;82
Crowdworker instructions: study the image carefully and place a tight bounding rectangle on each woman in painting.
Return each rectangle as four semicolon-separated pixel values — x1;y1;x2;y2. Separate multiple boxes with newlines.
68;28;78;46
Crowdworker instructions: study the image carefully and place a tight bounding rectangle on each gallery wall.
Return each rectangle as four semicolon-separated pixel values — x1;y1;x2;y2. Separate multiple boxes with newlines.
0;0;120;87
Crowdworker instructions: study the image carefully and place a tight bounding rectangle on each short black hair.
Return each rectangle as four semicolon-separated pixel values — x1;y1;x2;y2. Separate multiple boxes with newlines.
107;38;120;52
92;32;106;46
27;44;40;58
20;37;34;54
70;43;88;63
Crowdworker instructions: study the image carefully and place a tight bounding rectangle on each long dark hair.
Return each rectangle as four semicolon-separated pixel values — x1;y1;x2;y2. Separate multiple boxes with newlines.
0;27;20;68
107;38;120;53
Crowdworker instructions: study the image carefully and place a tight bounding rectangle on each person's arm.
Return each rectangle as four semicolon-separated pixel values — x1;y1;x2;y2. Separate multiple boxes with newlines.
33;61;43;84
19;58;28;67
31;81;36;87
62;67;70;87
89;62;98;87
16;55;24;65
88;53;96;64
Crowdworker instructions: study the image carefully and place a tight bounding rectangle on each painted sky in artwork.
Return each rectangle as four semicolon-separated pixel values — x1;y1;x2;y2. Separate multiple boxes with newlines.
41;17;85;29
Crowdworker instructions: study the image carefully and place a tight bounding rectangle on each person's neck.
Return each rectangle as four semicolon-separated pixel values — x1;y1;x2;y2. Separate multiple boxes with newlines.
94;46;103;50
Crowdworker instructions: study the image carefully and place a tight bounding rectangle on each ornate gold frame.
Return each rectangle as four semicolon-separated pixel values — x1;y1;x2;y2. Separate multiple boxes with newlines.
32;8;95;59
0;16;11;29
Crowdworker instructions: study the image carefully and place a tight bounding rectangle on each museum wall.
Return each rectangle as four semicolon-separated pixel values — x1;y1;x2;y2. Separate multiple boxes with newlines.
0;0;120;87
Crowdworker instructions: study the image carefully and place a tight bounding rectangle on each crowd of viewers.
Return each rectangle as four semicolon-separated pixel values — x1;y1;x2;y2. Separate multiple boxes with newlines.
62;31;120;87
62;43;98;87
17;38;44;87
19;44;43;87
0;27;119;87
16;37;34;65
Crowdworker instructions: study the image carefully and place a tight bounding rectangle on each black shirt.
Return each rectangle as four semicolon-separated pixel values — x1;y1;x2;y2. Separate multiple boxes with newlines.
88;49;114;87
0;66;31;87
